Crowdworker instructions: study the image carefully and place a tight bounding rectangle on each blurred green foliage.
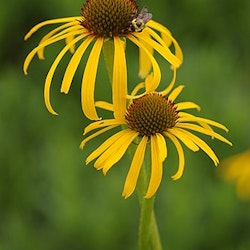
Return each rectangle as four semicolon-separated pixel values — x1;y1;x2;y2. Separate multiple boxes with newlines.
1;0;250;249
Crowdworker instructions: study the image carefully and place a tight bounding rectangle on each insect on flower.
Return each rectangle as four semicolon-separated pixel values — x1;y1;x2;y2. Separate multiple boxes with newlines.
131;7;152;32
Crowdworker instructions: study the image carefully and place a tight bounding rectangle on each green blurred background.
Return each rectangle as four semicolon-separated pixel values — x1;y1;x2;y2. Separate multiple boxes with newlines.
1;0;250;249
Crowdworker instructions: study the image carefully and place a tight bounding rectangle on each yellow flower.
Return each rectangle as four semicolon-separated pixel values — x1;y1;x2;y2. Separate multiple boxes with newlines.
23;0;182;120
80;75;232;198
220;150;250;201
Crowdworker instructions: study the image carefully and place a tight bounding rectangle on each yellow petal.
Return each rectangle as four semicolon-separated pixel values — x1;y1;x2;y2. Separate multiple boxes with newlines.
167;128;199;152
134;31;181;68
84;119;125;135
147;20;183;64
23;29;83;74
127;34;161;92
95;101;114;112
156;133;167;162
165;131;185;180
176;128;219;166
86;130;128;164
24;17;81;40
122;136;148;198
112;36;127;119
176;102;201;111
44;34;86;115
176;123;232;145
37;21;80;59
80;125;117;149
61;35;93;93
159;67;176;96
168;85;185;102
145;135;163;198
138;35;153;78
178;116;230;132
81;37;104;120
100;130;139;174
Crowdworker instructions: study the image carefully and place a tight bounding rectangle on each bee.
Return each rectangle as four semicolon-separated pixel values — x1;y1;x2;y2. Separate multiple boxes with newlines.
131;7;152;32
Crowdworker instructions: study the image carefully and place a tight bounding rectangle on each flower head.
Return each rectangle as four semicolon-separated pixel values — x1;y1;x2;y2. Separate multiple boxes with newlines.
80;76;232;198
23;0;183;120
220;150;250;201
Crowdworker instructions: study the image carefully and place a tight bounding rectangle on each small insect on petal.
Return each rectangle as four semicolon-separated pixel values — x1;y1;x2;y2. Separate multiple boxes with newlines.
131;7;152;32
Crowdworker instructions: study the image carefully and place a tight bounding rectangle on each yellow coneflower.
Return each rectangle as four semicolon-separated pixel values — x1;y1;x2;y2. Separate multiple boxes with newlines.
23;0;183;120
220;150;250;201
80;75;232;198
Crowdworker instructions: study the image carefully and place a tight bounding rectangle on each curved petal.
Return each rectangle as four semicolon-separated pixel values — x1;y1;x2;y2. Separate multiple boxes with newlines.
138;34;154;78
37;21;81;58
177;116;230;132
168;85;185;102
100;130;139;174
176;123;232;145
165;131;185;180
86;129;130;164
176;102;201;111
175;128;219;166
80;125;118;149
134;31;181;68
24;17;81;40
145;135;163;198
127;34;161;93
84;119;125;134
61;35;94;93
23;29;83;74
146;20;183;64
44;34;86;115
167;128;199;152
159;67;176;96
122;136;148;198
81;37;104;120
95;101;114;112
113;36;127;119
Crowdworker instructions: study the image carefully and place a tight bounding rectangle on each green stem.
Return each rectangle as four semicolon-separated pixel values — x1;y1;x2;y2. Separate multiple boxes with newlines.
102;38;114;84
136;144;163;250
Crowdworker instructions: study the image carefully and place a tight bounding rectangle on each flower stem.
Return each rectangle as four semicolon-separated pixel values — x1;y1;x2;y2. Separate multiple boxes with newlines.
137;144;163;250
102;38;114;83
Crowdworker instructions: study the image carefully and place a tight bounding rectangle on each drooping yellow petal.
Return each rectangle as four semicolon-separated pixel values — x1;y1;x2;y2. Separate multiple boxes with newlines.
100;130;139;174
80;125;118;149
156;133;167;162
44;34;86;115
176;123;232;145
86;129;129;164
24;17;81;40
138;34;154;78
176;128;219;166
60;35;93;93
145;135;163;198
167;128;199;152
134;31;181;68
126;81;145;101
178;112;214;133
127;34;161;93
112;36;127;119
122;136;148;198
176;102;201;111
159;67;176;96
177;116;230;132
37;21;81;58
168;85;185;102
84;119;125;135
165;131;185;180
23;29;83;74
81;37;104;120
95;101;114;112
146;20;183;64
